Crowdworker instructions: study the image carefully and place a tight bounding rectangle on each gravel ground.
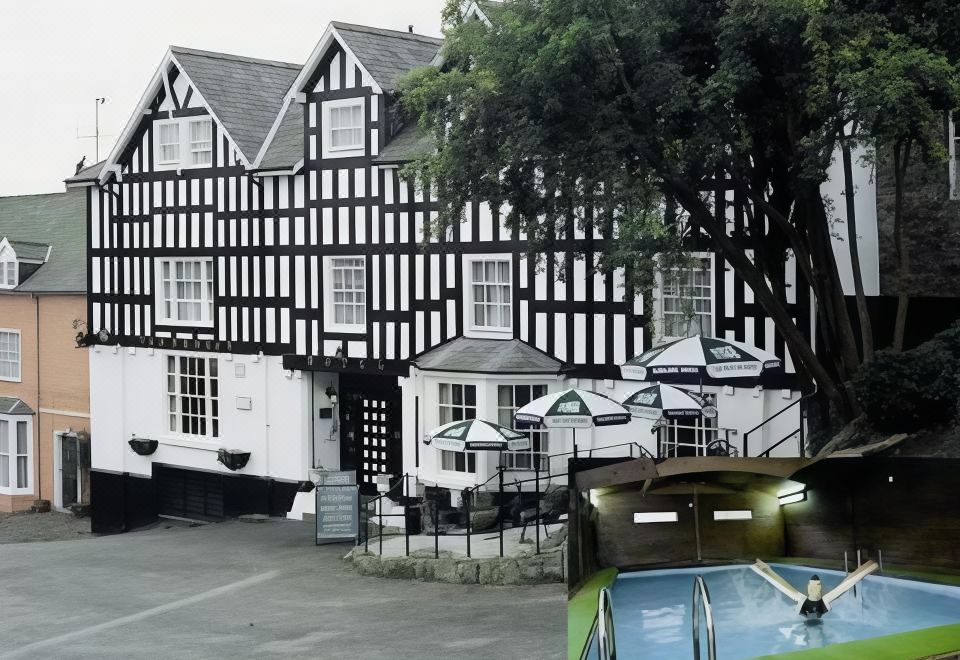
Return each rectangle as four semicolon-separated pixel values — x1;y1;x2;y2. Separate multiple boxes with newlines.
0;510;92;544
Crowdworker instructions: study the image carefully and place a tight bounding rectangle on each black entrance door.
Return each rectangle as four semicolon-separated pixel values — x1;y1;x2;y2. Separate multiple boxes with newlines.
338;374;402;494
61;435;79;507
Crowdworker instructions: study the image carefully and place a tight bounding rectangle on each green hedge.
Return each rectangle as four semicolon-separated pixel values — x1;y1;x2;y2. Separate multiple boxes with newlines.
853;323;960;433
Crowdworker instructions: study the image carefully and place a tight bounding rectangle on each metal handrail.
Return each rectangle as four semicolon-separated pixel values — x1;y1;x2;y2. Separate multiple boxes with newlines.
692;575;717;660
597;586;616;660
743;384;817;457
757;428;802;458
547;441;654;461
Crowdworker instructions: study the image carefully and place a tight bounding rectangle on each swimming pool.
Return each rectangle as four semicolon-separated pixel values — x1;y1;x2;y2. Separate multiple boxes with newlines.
585;564;960;659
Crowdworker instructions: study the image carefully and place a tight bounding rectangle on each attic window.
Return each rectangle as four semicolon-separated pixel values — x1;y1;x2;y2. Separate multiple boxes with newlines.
326;98;365;153
154;118;213;168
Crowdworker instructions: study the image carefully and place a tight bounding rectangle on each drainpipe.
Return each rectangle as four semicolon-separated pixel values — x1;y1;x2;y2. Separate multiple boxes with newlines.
34;294;42;502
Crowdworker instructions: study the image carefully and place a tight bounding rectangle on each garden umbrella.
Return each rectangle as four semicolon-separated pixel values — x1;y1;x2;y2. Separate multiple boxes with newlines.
622;383;706;420
513;388;632;429
423;418;531;452
620;335;782;382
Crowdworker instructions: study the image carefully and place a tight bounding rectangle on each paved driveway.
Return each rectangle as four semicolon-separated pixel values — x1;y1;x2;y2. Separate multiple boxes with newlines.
0;519;565;659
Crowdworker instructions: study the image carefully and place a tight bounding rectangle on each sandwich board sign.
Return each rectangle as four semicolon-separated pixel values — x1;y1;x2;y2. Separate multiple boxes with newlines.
314;470;358;544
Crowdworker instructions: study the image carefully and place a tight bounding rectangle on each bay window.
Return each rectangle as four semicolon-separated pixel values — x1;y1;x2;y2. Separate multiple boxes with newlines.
0;417;31;493
499;384;549;471
438;383;477;473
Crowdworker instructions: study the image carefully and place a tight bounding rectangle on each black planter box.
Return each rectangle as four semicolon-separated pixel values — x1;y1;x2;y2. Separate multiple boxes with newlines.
128;438;159;456
217;449;251;471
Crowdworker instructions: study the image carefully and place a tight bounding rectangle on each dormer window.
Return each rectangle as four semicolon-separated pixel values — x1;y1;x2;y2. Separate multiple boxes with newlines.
322;98;366;158
155;118;213;169
0;260;16;289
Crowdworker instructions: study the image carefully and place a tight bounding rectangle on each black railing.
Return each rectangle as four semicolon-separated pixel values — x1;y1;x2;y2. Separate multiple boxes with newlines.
758;429;802;458
742;385;816;457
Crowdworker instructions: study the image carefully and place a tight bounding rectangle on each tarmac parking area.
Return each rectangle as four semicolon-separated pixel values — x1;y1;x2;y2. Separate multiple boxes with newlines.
0;518;565;659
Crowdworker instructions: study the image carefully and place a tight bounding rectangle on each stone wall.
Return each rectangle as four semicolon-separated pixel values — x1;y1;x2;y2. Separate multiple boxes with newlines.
874;127;960;298
348;545;566;585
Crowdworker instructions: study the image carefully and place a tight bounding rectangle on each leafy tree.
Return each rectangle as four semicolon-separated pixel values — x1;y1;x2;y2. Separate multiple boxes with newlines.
401;0;960;426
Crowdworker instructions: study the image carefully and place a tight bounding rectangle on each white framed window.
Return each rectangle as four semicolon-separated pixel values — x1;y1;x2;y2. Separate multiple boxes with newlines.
0;416;31;494
189;119;213;165
0;260;17;288
157;121;180;164
950;113;960;200
438;383;477;473
656;255;714;342
167;355;219;438
321;98;366;158
154;117;214;169
465;255;512;337
156;258;214;326
0;329;20;382
324;256;366;333
499;384;549;471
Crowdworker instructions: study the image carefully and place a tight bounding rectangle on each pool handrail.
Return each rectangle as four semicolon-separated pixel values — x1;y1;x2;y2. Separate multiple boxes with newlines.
597;586;616;660
692;575;717;660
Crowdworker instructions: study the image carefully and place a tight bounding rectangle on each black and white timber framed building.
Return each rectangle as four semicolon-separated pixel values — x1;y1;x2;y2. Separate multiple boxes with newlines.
80;6;881;529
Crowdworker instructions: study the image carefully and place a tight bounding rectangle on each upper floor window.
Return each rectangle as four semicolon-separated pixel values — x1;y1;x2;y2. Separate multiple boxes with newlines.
0;330;20;382
324;256;366;333
657;257;713;342
0;416;31;493
321;98;366;158
438;383;477;473
0;260;16;289
167;356;219;438
468;257;512;334
155;118;213;168
156;258;214;327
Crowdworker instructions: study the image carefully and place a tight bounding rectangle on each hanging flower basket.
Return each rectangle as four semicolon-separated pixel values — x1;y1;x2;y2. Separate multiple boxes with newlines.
128;438;159;456
217;448;251;471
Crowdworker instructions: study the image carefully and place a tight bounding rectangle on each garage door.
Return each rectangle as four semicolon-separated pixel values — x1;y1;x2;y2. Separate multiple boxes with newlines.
155;466;224;521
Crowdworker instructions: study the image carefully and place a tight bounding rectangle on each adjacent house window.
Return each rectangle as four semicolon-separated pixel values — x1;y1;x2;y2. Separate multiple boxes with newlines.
469;258;512;332
658;257;713;340
329;103;364;150
0;260;16;288
189;120;213;165
167;356;219;437
499;384;549;471
438;383;477;473
0;417;30;493
324;256;366;332
157;259;214;326
0;330;20;382
155;118;213;168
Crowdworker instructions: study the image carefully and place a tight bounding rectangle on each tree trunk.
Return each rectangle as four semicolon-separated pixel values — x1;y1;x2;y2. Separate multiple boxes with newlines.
892;141;912;352
840;133;874;363
666;176;856;422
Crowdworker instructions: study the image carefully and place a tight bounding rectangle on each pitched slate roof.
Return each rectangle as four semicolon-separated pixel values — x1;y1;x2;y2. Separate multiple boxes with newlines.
373;122;436;164
0;397;34;415
257;102;304;170
7;241;49;262
414;338;565;374
0;190;86;293
170;47;302;162
332;22;442;92
64;160;105;185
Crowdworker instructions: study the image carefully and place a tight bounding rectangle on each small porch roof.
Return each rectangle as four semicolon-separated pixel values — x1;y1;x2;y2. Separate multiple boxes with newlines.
413;338;565;375
0;397;34;415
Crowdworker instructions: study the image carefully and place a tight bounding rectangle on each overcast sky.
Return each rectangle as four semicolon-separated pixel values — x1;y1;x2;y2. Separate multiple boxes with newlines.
0;0;446;196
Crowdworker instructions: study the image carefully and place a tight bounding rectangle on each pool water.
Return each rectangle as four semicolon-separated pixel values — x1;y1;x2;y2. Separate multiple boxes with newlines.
593;564;960;659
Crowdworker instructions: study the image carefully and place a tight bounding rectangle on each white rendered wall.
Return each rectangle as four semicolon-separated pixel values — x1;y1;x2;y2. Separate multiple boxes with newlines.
89;347;310;481
823;147;880;297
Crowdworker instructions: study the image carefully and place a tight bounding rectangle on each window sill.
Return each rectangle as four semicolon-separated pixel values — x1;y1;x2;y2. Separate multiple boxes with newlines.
325;323;366;334
157;435;221;453
327;144;364;153
0;489;33;496
156;318;214;328
0;376;22;383
464;327;513;341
